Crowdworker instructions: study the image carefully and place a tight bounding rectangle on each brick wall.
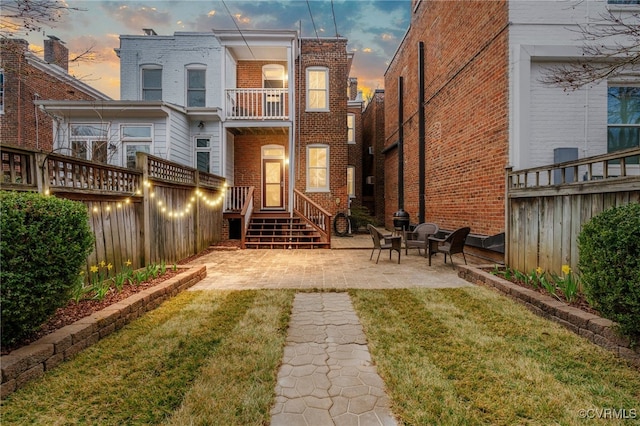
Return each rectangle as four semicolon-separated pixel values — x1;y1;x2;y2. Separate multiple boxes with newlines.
233;133;289;209
295;38;349;216
0;39;100;151
237;61;288;88
384;1;509;235
347;102;363;209
362;90;385;223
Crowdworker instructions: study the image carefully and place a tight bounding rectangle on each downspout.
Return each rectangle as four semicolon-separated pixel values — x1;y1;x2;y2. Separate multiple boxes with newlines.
398;76;404;210
418;41;425;223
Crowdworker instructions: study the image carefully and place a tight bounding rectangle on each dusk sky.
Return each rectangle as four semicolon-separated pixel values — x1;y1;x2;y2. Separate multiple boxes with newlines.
19;0;412;100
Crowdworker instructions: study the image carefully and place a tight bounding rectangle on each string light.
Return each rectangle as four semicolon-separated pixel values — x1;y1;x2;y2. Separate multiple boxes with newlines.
89;180;224;220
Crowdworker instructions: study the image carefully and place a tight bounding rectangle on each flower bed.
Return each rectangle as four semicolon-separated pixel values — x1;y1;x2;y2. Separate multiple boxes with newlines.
0;265;206;399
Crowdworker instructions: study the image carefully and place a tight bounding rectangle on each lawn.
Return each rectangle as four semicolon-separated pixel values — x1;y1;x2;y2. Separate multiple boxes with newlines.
2;287;638;425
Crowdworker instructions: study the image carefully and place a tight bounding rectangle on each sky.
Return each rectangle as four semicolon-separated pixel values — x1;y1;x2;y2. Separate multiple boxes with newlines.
18;0;412;100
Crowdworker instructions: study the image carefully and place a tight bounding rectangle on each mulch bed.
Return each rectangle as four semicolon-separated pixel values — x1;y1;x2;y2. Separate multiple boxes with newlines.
1;242;241;355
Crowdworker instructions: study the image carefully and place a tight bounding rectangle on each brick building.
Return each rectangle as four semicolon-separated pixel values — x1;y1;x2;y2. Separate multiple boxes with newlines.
0;37;110;151
361;89;385;224
383;0;640;261
39;30;364;245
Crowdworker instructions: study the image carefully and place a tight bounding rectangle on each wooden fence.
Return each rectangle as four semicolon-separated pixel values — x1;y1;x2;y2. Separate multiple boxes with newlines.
506;147;640;275
1;145;225;273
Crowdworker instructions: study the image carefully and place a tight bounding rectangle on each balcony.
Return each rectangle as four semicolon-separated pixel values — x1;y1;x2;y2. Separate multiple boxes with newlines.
225;88;289;120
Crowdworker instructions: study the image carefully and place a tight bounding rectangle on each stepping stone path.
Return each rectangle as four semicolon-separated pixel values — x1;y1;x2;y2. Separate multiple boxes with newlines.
271;292;397;426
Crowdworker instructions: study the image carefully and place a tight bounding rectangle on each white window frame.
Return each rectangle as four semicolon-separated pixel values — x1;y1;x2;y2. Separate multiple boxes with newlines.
141;66;162;101
306;144;330;192
347;166;355;198
195;137;211;173
608;86;640;147
306;67;329;112
347;113;355;144
69;123;110;163
186;66;206;107
121;124;153;168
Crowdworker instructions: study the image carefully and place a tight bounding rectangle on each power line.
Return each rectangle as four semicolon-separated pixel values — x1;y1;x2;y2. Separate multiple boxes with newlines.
306;0;320;41
220;0;256;60
330;0;339;38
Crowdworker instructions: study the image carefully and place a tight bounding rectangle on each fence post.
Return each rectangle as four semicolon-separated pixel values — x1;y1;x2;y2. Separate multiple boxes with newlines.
34;152;49;195
504;166;512;267
194;170;201;254
137;152;151;265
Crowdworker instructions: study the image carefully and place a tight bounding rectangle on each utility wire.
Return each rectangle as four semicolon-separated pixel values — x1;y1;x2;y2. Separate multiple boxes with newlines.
330;0;339;38
221;0;257;60
306;0;320;41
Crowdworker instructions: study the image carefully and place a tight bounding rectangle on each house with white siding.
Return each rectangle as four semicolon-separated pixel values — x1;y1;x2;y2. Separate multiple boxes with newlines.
39;29;358;248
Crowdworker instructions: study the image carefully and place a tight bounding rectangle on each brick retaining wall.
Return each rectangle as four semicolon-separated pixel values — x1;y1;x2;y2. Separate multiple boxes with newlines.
458;265;639;369
1;265;206;399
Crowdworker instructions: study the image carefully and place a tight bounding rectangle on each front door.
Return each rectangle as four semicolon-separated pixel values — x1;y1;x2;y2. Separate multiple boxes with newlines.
263;158;284;209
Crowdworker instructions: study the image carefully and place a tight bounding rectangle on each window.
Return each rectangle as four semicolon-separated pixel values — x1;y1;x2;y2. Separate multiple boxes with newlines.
142;68;162;101
307;145;329;191
122;125;152;168
187;69;205;107
347;114;355;144
347;166;355;198
306;67;329;111
70;123;109;163
608;86;640;162
0;70;4;115
608;0;640;4
196;138;210;173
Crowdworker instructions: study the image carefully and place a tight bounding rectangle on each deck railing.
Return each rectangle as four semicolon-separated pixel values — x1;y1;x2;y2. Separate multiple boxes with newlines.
0;145;225;271
293;189;332;244
225;88;289;120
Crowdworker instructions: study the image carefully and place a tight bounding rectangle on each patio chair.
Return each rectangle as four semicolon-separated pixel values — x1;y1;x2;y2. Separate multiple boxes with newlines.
428;227;471;267
367;224;402;264
404;223;439;256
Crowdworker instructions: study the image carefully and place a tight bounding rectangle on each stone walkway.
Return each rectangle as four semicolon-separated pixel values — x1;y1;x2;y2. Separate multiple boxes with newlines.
270;293;397;426
187;235;473;425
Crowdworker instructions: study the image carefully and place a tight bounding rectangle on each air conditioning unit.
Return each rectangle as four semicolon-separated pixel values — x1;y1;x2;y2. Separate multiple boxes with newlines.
368;146;374;155
366;176;375;185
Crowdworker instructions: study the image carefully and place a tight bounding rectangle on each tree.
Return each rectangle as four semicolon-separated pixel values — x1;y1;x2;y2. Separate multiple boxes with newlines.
540;8;640;90
1;0;93;63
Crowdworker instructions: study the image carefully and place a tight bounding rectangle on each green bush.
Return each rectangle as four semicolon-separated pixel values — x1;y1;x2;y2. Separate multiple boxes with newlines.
1;192;94;348
578;202;640;345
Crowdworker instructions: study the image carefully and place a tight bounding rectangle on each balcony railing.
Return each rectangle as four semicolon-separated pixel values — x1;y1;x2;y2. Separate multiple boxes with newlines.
225;88;289;120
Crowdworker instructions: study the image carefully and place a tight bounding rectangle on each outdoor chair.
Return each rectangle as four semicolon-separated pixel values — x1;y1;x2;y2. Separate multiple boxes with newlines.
404;223;439;256
367;224;402;264
428;227;471;267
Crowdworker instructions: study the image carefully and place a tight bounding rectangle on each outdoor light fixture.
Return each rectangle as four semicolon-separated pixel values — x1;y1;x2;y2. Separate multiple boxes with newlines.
198;121;205;129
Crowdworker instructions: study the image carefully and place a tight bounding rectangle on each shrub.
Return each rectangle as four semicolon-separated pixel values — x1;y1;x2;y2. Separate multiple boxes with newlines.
0;192;94;348
578;202;640;345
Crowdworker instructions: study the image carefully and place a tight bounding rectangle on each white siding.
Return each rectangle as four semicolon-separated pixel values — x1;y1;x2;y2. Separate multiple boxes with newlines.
225;131;235;184
508;0;638;170
168;113;191;165
119;33;222;107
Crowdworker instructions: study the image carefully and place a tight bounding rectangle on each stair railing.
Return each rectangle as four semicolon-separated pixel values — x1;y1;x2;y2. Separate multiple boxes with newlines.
225;186;254;248
293;189;332;245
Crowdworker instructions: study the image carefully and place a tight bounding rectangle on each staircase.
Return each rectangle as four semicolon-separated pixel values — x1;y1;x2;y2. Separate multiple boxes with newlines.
245;213;330;249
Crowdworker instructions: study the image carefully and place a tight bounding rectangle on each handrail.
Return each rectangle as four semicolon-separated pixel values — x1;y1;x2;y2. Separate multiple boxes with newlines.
240;187;254;249
507;147;639;191
293;189;332;244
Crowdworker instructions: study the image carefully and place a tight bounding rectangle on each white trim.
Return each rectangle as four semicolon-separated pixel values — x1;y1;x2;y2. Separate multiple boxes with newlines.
185;64;206;108
347;113;355;144
306;144;330;192
306;67;329;112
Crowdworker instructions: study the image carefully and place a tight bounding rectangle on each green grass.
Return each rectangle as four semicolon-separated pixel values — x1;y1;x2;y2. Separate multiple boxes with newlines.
349;287;640;426
2;286;639;425
1;290;294;425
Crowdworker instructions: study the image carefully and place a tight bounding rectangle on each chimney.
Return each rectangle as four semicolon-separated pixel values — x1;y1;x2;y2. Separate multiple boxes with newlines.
348;77;358;101
44;36;68;72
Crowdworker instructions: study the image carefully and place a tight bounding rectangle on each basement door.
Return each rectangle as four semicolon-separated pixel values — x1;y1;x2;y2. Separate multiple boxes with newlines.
262;145;285;210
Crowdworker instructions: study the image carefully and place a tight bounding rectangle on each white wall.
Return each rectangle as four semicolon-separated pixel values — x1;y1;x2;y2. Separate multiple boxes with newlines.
508;0;639;170
119;33;222;107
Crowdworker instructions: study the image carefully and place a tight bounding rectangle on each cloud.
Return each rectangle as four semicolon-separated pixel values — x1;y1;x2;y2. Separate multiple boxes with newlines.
99;1;172;33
